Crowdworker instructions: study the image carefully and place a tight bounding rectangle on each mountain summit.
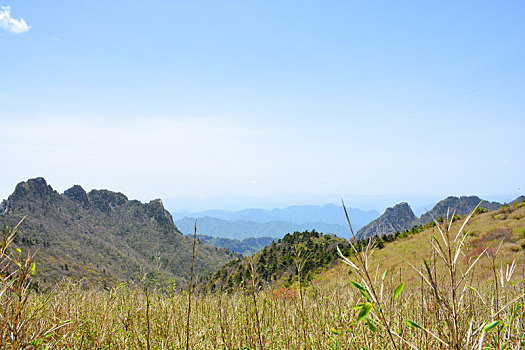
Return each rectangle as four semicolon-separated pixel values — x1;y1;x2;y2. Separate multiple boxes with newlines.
0;178;238;287
357;202;418;239
419;195;501;224
355;195;519;239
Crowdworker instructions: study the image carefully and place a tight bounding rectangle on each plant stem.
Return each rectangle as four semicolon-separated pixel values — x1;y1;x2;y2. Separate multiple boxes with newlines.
185;220;197;350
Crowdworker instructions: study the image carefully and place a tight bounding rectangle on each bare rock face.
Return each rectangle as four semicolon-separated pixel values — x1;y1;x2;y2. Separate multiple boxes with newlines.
64;185;90;207
419;196;502;224
357;202;418;239
0;199;7;214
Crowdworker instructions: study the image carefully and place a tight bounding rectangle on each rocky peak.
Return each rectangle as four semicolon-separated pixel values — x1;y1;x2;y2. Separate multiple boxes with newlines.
419;195;502;224
145;199;179;234
64;185;89;207
87;189;128;214
357;202;417;239
383;202;416;220
9;177;60;204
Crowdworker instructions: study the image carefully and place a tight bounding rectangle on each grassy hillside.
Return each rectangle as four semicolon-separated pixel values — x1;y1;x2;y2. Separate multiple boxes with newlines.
200;230;354;292
200;199;525;294
326;200;525;289
2;201;523;349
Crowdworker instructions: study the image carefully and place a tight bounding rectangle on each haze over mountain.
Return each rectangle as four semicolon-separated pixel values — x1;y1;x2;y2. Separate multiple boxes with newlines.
0;178;239;287
172;205;379;240
172;204;377;226
190;235;275;256
176;216;355;240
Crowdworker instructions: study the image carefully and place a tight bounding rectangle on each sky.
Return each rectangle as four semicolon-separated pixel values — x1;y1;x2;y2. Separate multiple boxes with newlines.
1;1;524;212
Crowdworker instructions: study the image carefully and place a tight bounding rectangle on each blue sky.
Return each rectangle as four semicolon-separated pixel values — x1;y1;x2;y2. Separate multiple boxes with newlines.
1;1;524;211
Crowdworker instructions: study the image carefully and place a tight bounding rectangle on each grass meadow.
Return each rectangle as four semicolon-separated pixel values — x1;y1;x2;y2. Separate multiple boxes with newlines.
1;203;524;349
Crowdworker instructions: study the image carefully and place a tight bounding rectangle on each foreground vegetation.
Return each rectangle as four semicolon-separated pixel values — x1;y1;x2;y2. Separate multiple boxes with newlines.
1;202;524;349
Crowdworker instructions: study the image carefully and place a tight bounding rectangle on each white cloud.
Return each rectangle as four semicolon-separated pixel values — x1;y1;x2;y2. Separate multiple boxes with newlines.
0;6;30;34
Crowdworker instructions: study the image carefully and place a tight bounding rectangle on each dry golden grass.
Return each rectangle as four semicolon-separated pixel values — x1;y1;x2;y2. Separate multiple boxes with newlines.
0;204;523;349
362;203;525;287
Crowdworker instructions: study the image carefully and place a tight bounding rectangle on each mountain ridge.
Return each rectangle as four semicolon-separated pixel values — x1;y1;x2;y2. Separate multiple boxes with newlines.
171;204;379;228
356;195;524;239
176;216;355;239
419;195;502;224
0;177;239;288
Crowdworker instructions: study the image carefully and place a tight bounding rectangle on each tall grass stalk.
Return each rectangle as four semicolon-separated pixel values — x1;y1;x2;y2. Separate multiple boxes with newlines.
337;200;400;350
248;257;264;350
402;204;523;349
1;203;524;348
1;219;70;349
294;244;311;348
185;220;197;350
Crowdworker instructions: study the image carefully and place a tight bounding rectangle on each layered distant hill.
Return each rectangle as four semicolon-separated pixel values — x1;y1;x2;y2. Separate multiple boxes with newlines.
190;234;275;256
172;204;379;227
0;178;239;288
176;216;356;240
357;195;524;239
203;199;525;292
173;205;379;240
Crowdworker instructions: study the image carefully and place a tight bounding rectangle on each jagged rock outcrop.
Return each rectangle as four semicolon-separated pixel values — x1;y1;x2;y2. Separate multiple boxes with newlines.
0;178;239;287
355;195;509;239
64;185;90;207
419;196;502;224
357;202;418;239
88;189;128;214
6;177;62;213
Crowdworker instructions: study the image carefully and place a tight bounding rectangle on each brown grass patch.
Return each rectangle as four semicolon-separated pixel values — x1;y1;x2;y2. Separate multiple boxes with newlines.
467;227;512;259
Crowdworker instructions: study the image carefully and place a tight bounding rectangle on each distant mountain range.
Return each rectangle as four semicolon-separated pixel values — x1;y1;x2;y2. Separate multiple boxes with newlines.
172;205;379;240
0;178;239;287
4;177;522;288
176;216;355;240
357;195;525;239
189;234;275;256
172;204;379;227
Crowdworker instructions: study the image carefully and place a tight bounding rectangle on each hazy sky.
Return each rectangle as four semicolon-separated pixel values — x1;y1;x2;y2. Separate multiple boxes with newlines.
1;1;524;211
